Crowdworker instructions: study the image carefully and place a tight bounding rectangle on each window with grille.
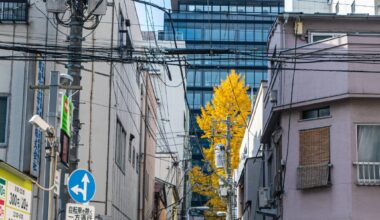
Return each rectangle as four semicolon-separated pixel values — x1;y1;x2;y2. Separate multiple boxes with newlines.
115;120;126;172
356;125;380;185
0;1;28;22
297;127;331;189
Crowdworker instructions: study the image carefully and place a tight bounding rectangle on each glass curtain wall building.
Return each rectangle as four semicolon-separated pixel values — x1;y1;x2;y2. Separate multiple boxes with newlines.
161;0;284;207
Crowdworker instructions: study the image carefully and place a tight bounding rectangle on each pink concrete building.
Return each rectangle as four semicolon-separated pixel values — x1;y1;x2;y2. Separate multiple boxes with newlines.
259;14;380;220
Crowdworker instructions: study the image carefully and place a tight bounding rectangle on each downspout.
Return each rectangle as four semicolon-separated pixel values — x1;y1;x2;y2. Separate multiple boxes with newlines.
105;0;116;215
141;71;148;220
88;18;96;172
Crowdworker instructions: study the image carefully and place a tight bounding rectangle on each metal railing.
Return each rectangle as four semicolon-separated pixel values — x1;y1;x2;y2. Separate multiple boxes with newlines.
354;162;380;185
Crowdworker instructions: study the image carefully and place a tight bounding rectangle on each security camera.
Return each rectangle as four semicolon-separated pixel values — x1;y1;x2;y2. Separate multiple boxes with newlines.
29;115;54;136
59;73;73;86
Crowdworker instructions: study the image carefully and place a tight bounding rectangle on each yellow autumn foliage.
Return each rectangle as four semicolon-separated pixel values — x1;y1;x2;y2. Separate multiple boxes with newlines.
189;70;251;218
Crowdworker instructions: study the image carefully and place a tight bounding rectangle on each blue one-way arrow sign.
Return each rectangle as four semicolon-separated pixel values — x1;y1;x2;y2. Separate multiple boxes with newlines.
68;169;96;204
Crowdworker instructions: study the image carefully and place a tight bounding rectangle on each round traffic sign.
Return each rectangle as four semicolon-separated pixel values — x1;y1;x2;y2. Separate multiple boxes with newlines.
67;169;96;204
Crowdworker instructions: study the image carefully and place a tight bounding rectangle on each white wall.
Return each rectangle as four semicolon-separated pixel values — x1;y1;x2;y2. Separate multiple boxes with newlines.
237;82;267;179
0;0;146;219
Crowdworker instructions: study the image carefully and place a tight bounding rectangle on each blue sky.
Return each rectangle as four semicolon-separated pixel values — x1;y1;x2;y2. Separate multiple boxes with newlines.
135;0;172;32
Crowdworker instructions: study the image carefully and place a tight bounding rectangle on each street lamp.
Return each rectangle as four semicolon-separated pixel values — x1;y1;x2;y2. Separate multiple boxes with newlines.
187;206;210;220
29;114;57;220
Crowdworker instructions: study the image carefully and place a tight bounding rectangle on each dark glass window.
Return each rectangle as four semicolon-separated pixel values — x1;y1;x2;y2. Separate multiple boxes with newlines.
203;92;213;105
254;6;262;13
302;107;330;120
221;5;228;12
179;4;187;11
0;97;7;144
246;6;254;13
115;120;126;171
187;70;195;87
195;5;203;11
193;91;202;109
237;6;245;13
212;5;220;12
246;71;254;87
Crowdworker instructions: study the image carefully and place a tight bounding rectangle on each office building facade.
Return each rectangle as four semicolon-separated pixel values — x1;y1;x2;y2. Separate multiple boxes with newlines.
162;0;284;206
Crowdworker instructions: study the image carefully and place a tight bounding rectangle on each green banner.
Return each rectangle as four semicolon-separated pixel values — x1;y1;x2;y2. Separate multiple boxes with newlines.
60;95;73;137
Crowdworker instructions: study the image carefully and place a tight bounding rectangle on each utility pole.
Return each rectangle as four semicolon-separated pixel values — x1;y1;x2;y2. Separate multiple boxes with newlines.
67;0;84;173
225;115;233;220
44;71;59;220
60;1;85;219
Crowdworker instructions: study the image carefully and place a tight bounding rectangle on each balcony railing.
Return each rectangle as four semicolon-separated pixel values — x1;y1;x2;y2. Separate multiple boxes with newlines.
355;162;380;185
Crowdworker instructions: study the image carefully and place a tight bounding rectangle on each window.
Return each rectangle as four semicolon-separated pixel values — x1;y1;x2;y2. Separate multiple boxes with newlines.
187;70;195;87
188;5;195;11
246;6;254;13
0;96;7;145
132;148;136;168
203;92;213;105
179;4;187;11
128;134;134;162
335;2;339;14
118;10;133;57
195;5;203;11
237;6;245;13
254;6;262;13
136;154;139;173
221;5;228;12
297;127;330;189
115;120;126;171
356;125;380;185
144;172;149;199
212;5;220;12
310;33;345;43
193;91;202;109
0;1;28;22
118;10;125;48
301;106;330;120
262;7;270;14
245;71;254;87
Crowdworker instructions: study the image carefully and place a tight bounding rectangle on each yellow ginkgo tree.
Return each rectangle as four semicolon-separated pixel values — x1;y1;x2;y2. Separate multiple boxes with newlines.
189;70;251;218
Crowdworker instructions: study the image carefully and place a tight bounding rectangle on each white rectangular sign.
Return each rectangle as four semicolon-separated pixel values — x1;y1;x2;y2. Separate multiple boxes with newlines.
0;178;32;220
54;170;61;196
65;203;95;220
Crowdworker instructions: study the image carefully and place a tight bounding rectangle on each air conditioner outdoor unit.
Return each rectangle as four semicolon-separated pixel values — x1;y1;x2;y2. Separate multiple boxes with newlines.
88;0;107;15
220;187;228;197
46;0;66;13
258;187;270;208
270;90;278;103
